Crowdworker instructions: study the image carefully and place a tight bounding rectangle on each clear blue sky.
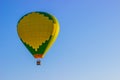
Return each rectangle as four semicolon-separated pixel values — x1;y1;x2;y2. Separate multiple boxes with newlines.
1;0;120;80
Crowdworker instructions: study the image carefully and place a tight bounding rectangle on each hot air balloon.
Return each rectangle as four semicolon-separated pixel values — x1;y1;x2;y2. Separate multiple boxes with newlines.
17;12;60;65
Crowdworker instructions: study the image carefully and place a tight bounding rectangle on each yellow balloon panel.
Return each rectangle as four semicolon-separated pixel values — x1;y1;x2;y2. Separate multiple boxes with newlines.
43;18;60;57
17;12;54;51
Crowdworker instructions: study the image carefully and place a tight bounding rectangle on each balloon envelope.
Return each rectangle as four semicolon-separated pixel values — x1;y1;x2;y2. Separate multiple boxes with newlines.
17;12;60;59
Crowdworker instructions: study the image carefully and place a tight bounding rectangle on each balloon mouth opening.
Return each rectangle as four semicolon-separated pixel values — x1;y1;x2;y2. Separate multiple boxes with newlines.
34;54;43;58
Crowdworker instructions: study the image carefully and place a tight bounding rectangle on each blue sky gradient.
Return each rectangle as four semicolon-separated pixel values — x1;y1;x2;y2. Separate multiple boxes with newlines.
1;0;120;80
